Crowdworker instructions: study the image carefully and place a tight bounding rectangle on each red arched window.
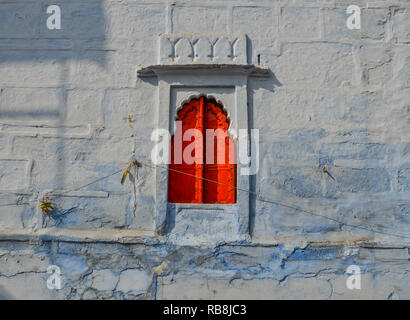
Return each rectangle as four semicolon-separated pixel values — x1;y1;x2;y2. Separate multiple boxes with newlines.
168;96;236;204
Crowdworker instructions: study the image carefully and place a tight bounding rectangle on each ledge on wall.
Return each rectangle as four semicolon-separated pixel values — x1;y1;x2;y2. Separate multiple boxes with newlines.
136;64;270;78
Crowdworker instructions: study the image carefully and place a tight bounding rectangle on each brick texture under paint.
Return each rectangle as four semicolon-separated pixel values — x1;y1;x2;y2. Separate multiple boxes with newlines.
0;0;409;300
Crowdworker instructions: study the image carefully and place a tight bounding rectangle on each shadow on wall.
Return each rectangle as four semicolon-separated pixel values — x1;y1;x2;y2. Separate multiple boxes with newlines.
0;2;107;119
247;72;281;236
0;2;107;191
0;2;107;64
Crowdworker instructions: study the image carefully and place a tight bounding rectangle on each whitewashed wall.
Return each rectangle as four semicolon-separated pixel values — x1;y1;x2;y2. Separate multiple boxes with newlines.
0;0;409;299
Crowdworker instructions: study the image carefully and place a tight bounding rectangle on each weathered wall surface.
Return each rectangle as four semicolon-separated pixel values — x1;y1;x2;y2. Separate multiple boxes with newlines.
1;240;410;300
0;0;409;299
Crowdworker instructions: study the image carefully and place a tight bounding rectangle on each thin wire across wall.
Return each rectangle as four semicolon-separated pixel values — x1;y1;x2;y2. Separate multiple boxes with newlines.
1;159;410;241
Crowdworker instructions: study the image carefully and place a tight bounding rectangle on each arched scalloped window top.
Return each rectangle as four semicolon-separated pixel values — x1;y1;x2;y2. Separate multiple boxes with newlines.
168;96;236;204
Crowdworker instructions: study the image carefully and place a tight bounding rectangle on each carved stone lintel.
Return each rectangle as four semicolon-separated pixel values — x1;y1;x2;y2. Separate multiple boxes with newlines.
159;33;247;65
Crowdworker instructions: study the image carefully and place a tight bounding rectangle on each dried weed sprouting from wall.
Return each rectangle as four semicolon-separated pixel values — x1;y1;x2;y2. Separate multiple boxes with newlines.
39;196;53;214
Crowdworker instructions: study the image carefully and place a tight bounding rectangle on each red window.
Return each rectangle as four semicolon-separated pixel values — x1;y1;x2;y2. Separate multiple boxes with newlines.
168;96;236;204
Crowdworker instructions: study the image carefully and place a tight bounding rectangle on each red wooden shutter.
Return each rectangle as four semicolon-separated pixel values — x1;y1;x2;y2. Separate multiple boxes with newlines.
203;100;236;204
168;97;236;204
168;97;204;203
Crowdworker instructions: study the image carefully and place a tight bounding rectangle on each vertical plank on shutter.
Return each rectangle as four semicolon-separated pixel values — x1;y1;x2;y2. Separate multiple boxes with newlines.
203;99;236;204
195;97;204;203
168;98;201;203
